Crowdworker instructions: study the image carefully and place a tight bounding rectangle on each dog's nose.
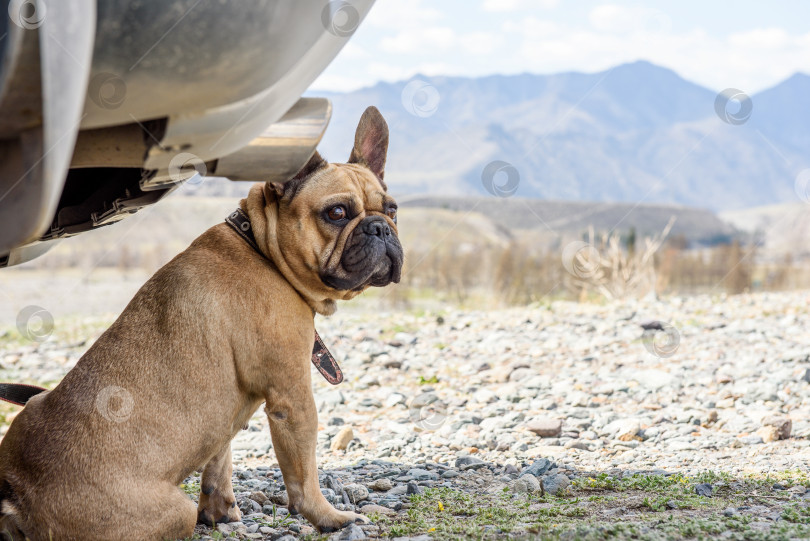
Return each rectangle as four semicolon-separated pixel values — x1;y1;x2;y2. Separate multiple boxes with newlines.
363;218;391;237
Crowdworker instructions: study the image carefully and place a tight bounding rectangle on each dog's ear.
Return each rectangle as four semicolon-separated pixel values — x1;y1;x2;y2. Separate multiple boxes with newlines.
348;106;389;186
266;151;328;201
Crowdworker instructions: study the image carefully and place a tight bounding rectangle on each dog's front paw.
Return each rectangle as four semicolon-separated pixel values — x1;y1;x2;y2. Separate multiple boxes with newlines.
317;510;369;533
197;494;242;526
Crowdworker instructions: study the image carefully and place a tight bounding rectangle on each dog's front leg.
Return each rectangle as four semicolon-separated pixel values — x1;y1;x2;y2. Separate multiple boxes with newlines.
265;391;367;532
196;442;242;526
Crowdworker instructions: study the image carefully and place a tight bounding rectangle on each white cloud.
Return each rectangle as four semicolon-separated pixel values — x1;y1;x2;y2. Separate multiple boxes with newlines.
458;31;503;55
381;26;457;54
500;12;810;93
589;4;672;34
728;28;790;49
364;61;460;83
482;0;558;12
589;4;634;33
364;0;442;28
309;73;366;93
311;1;810;94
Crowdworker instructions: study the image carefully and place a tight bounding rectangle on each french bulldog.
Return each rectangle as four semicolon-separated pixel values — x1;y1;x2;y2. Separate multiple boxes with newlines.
0;106;403;540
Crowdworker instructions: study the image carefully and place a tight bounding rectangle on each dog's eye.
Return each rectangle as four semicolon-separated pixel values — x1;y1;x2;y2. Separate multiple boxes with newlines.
327;206;347;221
386;208;397;222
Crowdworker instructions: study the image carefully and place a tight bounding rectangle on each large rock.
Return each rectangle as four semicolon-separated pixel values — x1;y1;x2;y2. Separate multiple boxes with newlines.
344;483;370;504
407;468;438;481
520;458;554;478
542;473;571;496
761;416;791;440
338;523;368;540
507;476;541;494
522;474;542;493
249;491;268;505
603;418;641;441
756;426;781;443
695;483;713;497
526;418;562;437
367;478;393;492
455;456;488;471
330;426;354;451
359;503;396;516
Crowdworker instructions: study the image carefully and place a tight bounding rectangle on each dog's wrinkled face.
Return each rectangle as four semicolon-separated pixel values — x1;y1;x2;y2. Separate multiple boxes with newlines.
267;106;403;302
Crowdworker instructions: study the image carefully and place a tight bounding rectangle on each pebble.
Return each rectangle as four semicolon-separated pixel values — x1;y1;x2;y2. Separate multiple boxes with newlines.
521;474;542;493
761;416;792;440
7;290;810;540
407;469;438;481
367;478;393;492
508;476;542;494
542;473;571;496
604;419;641;441
344;483;369;503
330;426;354;451
250;491;268;505
521;458;553;478
359;503;396;516
695;483;713;497
336;523;367;540
526;418;562;437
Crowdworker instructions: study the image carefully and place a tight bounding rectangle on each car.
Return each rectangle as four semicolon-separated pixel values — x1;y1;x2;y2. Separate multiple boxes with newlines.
0;0;374;267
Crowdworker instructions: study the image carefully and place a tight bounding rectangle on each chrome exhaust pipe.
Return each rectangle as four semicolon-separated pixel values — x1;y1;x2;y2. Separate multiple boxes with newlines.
210;97;332;183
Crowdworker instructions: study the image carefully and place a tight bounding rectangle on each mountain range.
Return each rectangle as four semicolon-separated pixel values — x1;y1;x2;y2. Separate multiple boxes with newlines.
311;61;810;211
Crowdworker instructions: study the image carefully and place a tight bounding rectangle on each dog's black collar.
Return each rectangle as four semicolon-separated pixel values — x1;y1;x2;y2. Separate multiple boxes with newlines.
224;208;344;385
225;208;262;255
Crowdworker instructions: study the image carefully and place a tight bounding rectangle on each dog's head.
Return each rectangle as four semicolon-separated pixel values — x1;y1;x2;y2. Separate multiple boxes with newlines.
249;106;403;314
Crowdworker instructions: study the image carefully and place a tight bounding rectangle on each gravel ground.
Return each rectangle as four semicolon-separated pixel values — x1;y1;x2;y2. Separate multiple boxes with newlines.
3;290;810;539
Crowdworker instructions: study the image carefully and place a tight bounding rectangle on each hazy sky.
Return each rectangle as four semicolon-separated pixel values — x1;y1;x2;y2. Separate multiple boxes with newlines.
312;0;810;94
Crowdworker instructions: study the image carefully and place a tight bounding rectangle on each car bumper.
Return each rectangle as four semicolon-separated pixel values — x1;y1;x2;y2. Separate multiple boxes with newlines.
0;0;373;263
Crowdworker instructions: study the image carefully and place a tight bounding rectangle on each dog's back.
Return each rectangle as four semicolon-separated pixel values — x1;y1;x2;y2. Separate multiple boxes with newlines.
0;232;259;540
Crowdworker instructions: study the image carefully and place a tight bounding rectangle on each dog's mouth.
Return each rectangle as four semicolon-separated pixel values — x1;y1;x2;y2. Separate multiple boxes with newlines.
321;253;402;292
321;266;397;292
321;223;403;292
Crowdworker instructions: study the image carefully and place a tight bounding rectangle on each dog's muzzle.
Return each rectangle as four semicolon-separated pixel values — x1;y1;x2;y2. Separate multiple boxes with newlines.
322;216;403;291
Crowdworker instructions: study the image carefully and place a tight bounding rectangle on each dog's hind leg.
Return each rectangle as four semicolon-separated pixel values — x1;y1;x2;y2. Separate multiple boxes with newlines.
196;442;241;526
126;483;196;541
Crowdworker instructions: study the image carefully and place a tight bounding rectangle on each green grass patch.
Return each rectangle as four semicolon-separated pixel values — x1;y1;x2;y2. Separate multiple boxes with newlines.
374;472;810;540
